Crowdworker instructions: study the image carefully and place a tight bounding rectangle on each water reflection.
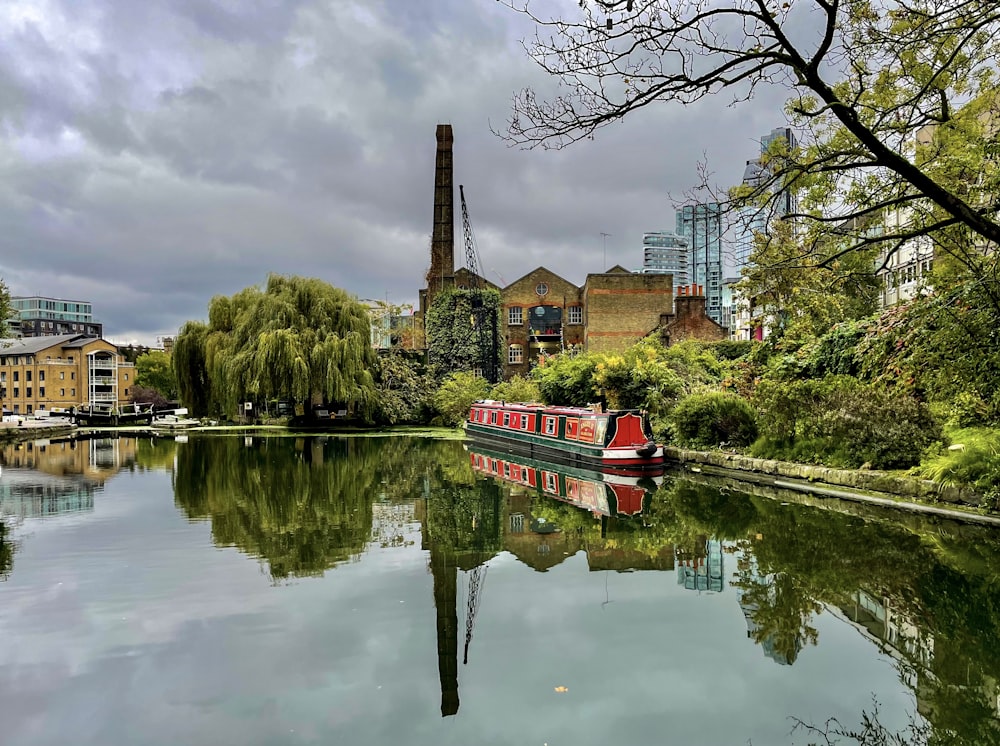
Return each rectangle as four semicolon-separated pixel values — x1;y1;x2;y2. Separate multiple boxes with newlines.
1;433;999;743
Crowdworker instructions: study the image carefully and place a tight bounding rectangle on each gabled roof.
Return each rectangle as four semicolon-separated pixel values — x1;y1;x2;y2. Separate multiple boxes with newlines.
505;266;580;290
0;334;93;355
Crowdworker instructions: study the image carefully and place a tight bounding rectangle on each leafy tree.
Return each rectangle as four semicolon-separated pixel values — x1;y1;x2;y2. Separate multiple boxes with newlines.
737;219;880;346
670;391;759;449
173;275;377;419
374;350;435;425
489;374;541;404
0;279;12;338
531;350;600;406
129;385;173;409
135;350;177;400
499;1;1000;253
431;371;490;427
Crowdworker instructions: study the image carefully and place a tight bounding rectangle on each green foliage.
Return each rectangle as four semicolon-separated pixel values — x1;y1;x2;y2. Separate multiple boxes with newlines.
431;371;490;427
752;376;943;470
489;374;540;404
802;320;866;378
373;350;435;425
593;338;685;414
135;350;177;399
670;391;759;449
425;287;503;380
173;321;212;416
531;350;599;406
858;285;1000;425
0;278;11;338
172;275;378;419
705;340;755;361
915;428;1000;500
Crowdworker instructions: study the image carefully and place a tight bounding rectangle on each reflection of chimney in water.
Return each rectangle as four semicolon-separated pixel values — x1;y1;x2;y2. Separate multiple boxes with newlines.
430;550;460;716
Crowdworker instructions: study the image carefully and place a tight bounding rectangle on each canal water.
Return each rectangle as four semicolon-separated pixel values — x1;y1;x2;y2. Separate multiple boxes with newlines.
1;434;998;745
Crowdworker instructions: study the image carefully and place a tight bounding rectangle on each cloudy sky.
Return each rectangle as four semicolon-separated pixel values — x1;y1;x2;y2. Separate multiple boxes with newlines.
0;0;791;344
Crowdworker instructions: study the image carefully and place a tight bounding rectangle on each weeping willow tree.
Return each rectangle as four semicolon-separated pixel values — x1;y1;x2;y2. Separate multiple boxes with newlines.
173;275;378;419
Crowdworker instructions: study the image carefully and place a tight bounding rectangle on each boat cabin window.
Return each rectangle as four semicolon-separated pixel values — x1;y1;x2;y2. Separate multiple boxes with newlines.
503;412;510;427
565;418;579;440
503;462;510;477
543;416;557;436
545;472;558;492
490;411;498;425
521;414;528;429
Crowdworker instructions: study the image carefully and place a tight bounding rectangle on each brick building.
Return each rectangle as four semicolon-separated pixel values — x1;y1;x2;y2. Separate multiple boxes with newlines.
0;334;136;416
657;284;729;345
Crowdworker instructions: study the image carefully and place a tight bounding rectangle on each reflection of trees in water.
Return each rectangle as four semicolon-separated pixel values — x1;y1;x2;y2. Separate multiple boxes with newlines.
173;435;467;581
0;519;15;580
661;478;1000;744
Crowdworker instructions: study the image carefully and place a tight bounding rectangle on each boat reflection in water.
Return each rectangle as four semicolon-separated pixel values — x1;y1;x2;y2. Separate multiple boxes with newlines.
467;445;661;520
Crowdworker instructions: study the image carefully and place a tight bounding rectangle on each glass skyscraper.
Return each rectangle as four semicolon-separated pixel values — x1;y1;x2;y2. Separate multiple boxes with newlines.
676;202;724;324
734;127;798;271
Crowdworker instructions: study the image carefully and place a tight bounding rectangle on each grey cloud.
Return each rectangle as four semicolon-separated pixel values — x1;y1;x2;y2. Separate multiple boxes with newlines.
0;0;798;341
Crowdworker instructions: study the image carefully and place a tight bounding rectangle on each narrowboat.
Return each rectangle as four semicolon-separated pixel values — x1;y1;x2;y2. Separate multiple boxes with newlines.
467;445;661;517
465;400;665;472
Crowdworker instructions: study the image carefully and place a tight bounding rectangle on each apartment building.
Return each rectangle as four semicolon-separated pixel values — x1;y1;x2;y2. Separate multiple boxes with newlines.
0;334;136;415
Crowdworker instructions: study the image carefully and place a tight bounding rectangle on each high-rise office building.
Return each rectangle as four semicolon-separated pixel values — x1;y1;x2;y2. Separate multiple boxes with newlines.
640;231;690;287
734;127;798;270
676;203;725;324
10;296;103;338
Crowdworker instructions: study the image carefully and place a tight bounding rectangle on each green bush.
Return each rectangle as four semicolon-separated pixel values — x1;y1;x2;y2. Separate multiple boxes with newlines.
490;375;541;404
531;352;599;406
670;391;759;449
915;428;1000;500
431;372;490;427
752;376;943;469
706;340;756;361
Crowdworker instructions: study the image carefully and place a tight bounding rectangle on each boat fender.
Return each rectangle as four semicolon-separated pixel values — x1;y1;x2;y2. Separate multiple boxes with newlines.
635;441;657;458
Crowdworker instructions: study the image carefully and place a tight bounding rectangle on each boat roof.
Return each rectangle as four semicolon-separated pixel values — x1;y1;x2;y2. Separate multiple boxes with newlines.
471;400;640;416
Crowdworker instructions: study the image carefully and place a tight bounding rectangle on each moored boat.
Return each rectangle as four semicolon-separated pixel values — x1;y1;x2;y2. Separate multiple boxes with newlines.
465;400;664;472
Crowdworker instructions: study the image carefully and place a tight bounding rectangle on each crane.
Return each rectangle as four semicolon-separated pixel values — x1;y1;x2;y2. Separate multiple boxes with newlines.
463;562;487;665
459;185;500;384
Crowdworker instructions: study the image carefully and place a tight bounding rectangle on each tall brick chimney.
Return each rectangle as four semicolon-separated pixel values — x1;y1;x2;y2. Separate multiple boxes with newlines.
427;124;455;300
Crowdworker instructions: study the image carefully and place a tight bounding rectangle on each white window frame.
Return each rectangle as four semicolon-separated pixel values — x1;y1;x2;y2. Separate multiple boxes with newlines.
568;306;583;325
509;344;524;364
508;307;523;326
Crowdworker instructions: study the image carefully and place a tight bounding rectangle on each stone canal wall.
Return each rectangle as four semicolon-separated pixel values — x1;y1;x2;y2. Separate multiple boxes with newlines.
664;446;993;519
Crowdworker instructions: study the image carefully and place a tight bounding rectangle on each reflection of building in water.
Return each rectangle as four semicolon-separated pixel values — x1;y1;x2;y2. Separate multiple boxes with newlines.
675;538;724;592
830;591;933;680
369;502;418;550
1;436;139;484
0;468;96;519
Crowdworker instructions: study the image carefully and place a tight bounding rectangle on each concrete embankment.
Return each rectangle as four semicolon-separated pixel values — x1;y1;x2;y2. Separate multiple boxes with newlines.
0;419;78;443
664;446;1000;528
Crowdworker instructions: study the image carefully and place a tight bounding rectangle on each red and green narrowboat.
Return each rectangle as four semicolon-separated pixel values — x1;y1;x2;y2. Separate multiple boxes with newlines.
465;400;664;472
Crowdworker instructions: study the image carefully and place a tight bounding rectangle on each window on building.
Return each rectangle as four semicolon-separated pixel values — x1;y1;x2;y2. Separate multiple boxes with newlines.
71;372;75;380
60;388;65;396
507;307;523;326
39;387;44;397
60;371;65;380
124;373;129;381
568;306;583;325
124;388;129;396
26;387;31;398
27;404;32;414
535;282;549;296
13;405;18;414
26;371;31;382
71;388;75;396
509;344;524;364
39;371;44;382
13;388;18;398
13;371;18;382
0;372;5;383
